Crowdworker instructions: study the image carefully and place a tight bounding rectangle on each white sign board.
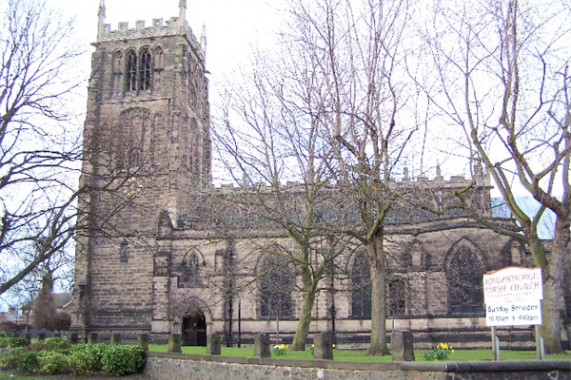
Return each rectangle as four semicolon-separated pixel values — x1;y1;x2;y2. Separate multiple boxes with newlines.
486;300;542;326
483;267;543;303
483;267;543;327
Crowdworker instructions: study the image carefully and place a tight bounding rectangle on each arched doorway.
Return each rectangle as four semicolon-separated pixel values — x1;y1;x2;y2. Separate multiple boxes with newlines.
182;311;206;346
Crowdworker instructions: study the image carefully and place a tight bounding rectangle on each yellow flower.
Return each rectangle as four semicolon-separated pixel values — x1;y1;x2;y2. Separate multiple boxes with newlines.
331;344;336;349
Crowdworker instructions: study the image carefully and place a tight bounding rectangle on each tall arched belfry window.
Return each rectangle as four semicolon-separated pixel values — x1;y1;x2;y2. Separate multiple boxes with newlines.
139;49;152;91
448;246;484;315
351;253;371;318
126;50;137;92
259;256;292;319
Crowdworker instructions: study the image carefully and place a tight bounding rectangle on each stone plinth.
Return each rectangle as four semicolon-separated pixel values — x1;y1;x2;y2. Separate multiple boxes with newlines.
254;333;270;358
392;331;415;362
206;333;221;355
313;333;333;360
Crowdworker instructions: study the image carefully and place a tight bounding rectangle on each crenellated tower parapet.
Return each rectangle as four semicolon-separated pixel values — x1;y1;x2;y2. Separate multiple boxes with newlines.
97;19;205;64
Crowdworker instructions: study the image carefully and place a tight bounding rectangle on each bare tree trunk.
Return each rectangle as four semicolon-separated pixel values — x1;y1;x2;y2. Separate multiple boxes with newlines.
542;217;569;353
291;288;316;350
367;233;389;356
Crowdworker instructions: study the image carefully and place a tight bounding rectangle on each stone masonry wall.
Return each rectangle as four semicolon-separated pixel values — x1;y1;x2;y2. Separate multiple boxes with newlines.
144;353;571;380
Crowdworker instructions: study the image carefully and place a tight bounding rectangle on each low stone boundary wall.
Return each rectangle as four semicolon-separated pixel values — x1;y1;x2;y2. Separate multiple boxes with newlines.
144;353;571;380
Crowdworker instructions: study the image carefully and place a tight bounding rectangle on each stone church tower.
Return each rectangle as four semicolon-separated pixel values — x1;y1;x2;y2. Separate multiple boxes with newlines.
72;0;210;339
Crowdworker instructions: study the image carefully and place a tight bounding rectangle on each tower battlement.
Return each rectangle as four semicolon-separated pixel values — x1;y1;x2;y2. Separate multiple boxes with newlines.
96;0;205;62
98;18;204;62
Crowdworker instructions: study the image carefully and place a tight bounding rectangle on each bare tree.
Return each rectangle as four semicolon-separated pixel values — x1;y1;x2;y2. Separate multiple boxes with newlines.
419;0;570;352
0;0;83;301
30;274;57;330
281;0;420;355
214;43;352;349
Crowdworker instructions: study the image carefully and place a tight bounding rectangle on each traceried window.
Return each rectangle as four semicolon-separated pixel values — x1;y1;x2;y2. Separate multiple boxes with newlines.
178;252;201;287
139;49;152;91
387;278;406;317
126;50;137;92
448;246;484;315
259;255;292;319
114;108;151;171
351;253;371;318
117;46;164;95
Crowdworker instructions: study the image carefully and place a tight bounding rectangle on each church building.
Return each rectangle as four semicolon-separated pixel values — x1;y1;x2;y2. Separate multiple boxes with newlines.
72;1;562;349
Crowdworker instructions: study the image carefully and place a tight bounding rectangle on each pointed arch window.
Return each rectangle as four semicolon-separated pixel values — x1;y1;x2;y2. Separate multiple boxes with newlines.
259;256;292;319
448;246;484;315
153;47;165;70
112;51;123;95
178;252;201;287
139;49;152;91
387;278;406;317
126;50;137;92
351;253;371;318
152;47;165;92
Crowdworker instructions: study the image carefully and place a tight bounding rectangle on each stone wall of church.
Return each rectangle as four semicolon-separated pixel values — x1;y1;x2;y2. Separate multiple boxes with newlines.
140;217;532;348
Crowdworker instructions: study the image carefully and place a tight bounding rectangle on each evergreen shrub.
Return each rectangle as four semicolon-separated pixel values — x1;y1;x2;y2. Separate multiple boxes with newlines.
0;347;24;369
37;350;68;374
8;337;29;348
68;343;108;375
45;336;71;352
101;345;144;376
16;350;38;374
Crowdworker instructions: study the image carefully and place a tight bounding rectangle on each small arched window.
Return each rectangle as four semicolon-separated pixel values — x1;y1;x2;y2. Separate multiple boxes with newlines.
119;241;129;263
351;253;371;318
139;49;152;91
448;246;484;315
126;50;137;92
259;255;292;319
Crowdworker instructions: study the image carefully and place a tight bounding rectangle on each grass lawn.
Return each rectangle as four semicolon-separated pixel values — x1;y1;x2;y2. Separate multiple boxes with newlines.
148;345;571;362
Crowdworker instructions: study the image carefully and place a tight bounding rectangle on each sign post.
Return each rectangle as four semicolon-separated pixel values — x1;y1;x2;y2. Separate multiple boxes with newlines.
483;267;543;361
